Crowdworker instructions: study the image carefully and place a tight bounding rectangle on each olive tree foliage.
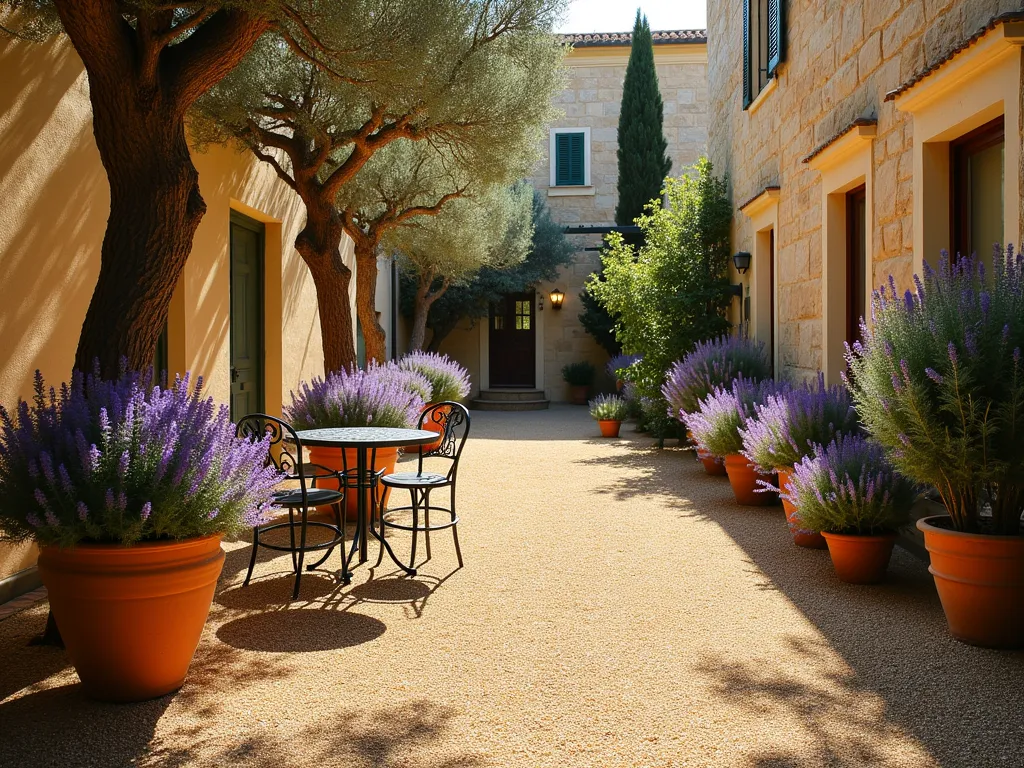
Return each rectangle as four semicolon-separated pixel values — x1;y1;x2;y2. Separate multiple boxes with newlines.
389;183;534;351
404;188;575;351
588;158;733;436
1;0;346;377
195;0;567;368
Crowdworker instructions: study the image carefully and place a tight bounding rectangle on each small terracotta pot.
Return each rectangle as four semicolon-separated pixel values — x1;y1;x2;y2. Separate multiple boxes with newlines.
38;535;224;702
615;379;624;392
698;450;727;476
307;445;398;522
777;468;826;549
821;531;897;584
569;385;589;405
918;515;1024;648
598;419;621;437
723;454;776;505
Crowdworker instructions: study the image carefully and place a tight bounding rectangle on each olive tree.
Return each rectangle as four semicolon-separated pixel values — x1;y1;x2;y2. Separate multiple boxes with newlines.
1;0;343;376
196;0;565;368
389;183;533;351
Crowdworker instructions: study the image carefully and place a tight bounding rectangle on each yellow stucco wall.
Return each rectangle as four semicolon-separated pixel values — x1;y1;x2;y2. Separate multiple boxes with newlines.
0;34;334;581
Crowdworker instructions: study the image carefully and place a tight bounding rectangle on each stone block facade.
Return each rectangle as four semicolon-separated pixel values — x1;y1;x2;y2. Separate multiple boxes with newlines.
708;1;1024;382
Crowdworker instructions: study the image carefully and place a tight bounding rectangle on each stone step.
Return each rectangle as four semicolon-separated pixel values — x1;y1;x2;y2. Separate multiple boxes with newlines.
470;397;550;412
476;389;547;402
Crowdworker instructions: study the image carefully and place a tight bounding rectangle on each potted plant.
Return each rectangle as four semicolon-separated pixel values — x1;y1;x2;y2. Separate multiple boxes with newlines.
684;377;782;505
396;352;470;451
607;354;641;392
0;369;283;702
562;361;596;405
589;394;629;437
664;334;771;476
741;375;860;548
846;249;1024;646
785;435;917;584
286;365;424;519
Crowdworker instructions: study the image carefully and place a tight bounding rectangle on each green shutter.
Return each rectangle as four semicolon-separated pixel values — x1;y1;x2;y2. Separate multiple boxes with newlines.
555;132;586;186
767;0;784;75
742;0;752;109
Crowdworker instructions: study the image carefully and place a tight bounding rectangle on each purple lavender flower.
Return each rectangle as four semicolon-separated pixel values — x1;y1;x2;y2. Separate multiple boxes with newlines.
286;366;424;430
899;359;911;384
140;501;151;521
925;368;943;385
396;351;471;403
606;354;642;379
948;342;958;366
663;335;771;417
77;502;89;522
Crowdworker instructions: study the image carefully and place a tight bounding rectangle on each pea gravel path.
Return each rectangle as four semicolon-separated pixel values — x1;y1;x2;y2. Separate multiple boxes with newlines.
2;406;1023;768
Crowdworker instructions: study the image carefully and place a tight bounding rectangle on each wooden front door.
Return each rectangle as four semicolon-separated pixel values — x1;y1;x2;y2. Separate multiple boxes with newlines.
230;214;265;421
489;291;536;387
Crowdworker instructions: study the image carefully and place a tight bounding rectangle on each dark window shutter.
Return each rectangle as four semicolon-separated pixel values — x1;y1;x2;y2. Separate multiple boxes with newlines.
555;132;585;186
742;0;752;109
767;0;784;75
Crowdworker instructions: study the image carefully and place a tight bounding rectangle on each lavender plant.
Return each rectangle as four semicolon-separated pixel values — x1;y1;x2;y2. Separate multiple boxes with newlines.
286;366;424;430
663;333;772;418
683;377;784;458
740;373;860;472
371;361;433;405
845;248;1024;535
784;435;918;535
589;394;629;422
397;351;471;403
607;354;641;380
0;369;283;548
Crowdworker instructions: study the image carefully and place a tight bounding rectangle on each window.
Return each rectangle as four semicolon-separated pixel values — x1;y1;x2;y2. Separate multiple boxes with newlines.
846;186;867;346
951;116;1005;267
555;132;585;186
514;300;531;330
743;0;784;109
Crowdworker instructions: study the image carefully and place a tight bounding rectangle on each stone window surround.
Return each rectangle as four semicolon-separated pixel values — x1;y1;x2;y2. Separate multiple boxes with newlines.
548;126;594;195
893;22;1024;276
807;123;876;386
739;187;780;374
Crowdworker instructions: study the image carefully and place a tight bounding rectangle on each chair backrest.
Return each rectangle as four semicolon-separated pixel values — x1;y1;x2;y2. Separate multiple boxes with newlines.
418;402;471;480
235;413;308;488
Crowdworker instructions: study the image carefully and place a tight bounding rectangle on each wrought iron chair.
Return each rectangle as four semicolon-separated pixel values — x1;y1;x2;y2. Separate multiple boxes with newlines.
236;414;348;600
377;402;471;573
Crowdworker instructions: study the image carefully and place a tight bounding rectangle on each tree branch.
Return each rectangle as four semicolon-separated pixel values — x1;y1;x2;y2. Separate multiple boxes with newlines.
250;147;297;191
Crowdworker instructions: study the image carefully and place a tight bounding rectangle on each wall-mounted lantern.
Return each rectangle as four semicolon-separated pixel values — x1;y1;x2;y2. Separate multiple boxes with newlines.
549;288;565;310
732;251;752;274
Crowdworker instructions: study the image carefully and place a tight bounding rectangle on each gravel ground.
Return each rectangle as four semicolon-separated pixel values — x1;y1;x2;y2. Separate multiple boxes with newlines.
2;405;1023;768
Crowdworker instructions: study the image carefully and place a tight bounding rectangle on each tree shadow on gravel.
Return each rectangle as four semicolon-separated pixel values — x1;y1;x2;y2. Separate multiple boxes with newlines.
589;443;1024;767
144;699;485;768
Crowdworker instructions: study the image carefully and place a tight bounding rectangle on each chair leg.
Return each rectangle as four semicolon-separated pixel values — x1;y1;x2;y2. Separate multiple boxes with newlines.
451;488;463;568
244;526;260;586
423;489;432;561
373;481;386;568
287;507;298;574
409;489;419;571
293;509;309;601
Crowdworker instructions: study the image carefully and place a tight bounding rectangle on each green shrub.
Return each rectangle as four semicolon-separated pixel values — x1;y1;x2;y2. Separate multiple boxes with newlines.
562;361;596;387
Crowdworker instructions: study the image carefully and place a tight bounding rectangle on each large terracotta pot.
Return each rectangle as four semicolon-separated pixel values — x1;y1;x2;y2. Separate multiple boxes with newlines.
569;385;589;405
777;468;826;549
37;534;224;702
307;446;398;522
917;515;1024;648
598;419;621;438
723;454;776;505
412;403;450;453
821;531;896;584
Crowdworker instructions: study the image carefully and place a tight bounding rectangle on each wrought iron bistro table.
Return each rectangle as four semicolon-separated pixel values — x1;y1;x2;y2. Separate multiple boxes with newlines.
294;427;437;581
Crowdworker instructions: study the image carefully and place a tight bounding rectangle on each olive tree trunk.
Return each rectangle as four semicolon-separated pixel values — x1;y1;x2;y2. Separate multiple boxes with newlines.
354;239;388;363
409;271;449;351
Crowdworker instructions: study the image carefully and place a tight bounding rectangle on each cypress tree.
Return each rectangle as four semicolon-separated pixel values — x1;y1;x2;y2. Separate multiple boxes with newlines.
614;9;672;226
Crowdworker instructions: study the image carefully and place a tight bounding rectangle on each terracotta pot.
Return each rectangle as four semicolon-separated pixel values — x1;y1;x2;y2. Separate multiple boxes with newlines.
569;385;589;405
307;445;398;523
917;515;1024;648
698;449;727;476
598;419;621;437
37;535;224;702
615;379;624;392
723;454;776;505
777;468;826;549
821;531;896;584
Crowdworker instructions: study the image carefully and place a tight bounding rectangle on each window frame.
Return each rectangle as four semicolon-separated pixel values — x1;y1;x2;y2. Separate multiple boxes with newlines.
743;0;784;110
549;127;591;189
950;115;1005;260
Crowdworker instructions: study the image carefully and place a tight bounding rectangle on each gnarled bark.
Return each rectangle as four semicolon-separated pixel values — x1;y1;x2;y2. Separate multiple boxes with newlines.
409;268;449;351
353;238;388;363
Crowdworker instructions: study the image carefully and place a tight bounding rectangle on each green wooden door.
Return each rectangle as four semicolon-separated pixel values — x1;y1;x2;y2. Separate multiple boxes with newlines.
230;215;264;421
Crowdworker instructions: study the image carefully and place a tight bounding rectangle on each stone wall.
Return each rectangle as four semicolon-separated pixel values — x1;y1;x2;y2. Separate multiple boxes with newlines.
707;0;1024;382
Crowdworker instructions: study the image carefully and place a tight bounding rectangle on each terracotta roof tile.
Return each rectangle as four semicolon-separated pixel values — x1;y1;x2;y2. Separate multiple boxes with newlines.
884;11;1024;102
559;29;707;47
